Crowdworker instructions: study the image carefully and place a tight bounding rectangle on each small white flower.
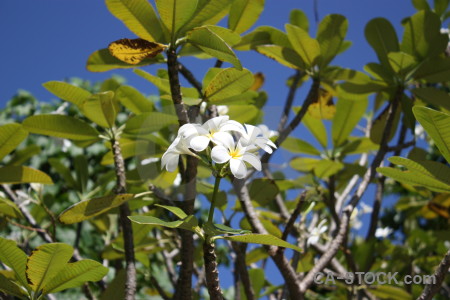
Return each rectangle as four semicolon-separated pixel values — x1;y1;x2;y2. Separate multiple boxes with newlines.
183;116;245;152
211;133;261;179
258;124;278;139
216;105;229;116
307;219;328;246
62;139;72;153
239;124;277;154
375;227;393;239
161;136;196;172
360;202;373;214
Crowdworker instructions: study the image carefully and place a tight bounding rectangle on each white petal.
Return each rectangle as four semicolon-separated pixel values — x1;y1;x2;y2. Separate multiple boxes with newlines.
307;235;319;246
220;120;245;134
245;124;262;140
179;124;205;138
190;136;210;151
204;116;229;132
161;152;179;172
212;132;235;150
230;158;247;179
242;152;262;171
211;145;231;164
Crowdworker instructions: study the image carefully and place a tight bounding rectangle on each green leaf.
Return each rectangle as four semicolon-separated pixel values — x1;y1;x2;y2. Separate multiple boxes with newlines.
0;272;27;298
134;69;197;97
179;0;232;34
128;214;199;233
43;259;108;294
227;105;259;123
401;10;448;60
0;197;24;219
211;223;251;235
156;0;198;40
332;97;368;147
43;81;91;107
187;26;242;69
74;155;89;194
6;145;41;166
289;9;309;31
290;157;320;172
285;24;321;68
99;269;126;300
106;0;164;42
155;204;187;219
221;234;302;252
303;113;327;148
340;137;379;156
413;106;450;163
26;243;73;292
203;68;253;102
434;0;450;16
414;56;450;82
101;140;159;165
86;49;164;72
82;91;118;128
412;87;450;111
364;18;399;68
378;157;450;193
228;0;264;34
115;85;153;114
387;52;417;77
59;194;135;224
0;237;29;291
412;0;431;10
124;112;178;135
0;166;52;184
316;14;348;68
48;158;77;190
234;26;291;50
249;178;279;207
313;159;344;178
281;136;321;155
367;285;412;300
23;115;100;143
370;104;401;144
256;45;304;69
0;123;28;161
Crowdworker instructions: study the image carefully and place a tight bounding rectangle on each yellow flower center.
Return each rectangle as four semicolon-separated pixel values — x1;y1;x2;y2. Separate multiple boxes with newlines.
229;148;242;159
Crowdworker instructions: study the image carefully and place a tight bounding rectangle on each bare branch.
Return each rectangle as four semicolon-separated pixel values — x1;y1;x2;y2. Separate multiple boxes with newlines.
417;249;450;300
278;70;304;133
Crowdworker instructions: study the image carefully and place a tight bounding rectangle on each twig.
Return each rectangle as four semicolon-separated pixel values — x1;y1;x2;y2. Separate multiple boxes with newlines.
112;138;137;300
278;70;303;133
417;249;450;300
178;63;203;95
150;276;171;300
232;242;255;300
281;192;306;242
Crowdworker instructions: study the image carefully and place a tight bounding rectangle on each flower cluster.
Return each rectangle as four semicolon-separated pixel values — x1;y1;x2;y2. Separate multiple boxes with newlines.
161;116;277;179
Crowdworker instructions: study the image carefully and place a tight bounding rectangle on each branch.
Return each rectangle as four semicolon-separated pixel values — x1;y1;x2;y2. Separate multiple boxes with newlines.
417;249;450;300
281;192;306;242
203;241;224;300
232;242;255;300
278;70;303;133
178;63;203;95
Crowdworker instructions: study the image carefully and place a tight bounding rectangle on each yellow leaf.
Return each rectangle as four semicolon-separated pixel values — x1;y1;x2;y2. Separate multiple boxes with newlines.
250;72;265;91
108;38;166;65
307;88;336;120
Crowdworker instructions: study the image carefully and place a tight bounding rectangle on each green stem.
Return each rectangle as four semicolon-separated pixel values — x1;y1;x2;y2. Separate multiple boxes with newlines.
207;176;221;224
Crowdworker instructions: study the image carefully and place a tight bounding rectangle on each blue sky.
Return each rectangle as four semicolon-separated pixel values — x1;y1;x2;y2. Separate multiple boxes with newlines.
0;0;422;295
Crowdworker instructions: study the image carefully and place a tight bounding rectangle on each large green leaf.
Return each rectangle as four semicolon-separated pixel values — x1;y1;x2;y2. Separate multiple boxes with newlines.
23;115;100;143
0;197;23;219
378;156;450;193
388;52;417;78
249;178;279;207
316;14;348;68
134;69;198;98
82;91;118;128
43;259;108;294
281;136;321;155
227;104;259;123
106;0;164;42
187;26;242;69
313;159;344;178
99;269;126;300
401;10;448;60
412;87;450;111
43;81;91;107
412;0;431;10
124;112;178;135
115;85;153;114
26;243;73;292
370;104;401;144
101;140;159;165
234;25;291;50
340;137;379;156
221;234;302;252
332;97;368;147
179;0;233;34
367;285;412;300
256;45;304;69
0;237;29;291
0;166;53;184
155;204;187;218
203;68;253;102
414;56;450;83
128;214;200;233
228;0;264;34
0;272;27;298
302;112;328;148
156;0;198;41
48;158;77;190
86;49;164;72
58;194;135;224
290;157;320;172
364;18;399;68
289;9;309;31
285;24;320;68
74;155;89;194
0;123;28;161
413;106;450;163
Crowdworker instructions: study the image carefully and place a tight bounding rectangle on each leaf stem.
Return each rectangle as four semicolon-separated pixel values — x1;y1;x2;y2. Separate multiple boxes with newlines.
208;176;221;224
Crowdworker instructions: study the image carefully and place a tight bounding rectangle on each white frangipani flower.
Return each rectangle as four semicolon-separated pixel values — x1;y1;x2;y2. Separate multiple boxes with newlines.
216;105;229;116
211;133;261;179
257;124;278;139
181;116;245;152
307;219;328;246
161;136;196;172
239;124;277;154
375;227;393;239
